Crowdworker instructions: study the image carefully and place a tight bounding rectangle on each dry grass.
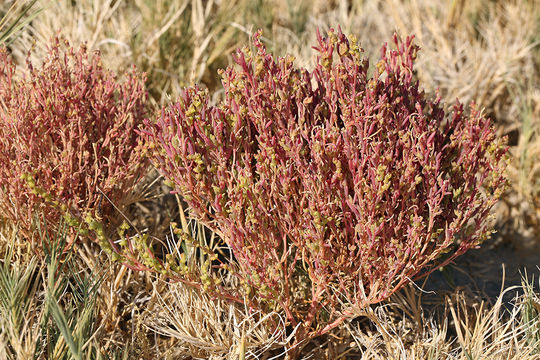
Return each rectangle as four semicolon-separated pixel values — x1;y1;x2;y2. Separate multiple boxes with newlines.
338;279;540;360
0;220;106;359
146;281;288;359
8;0;346;104
10;0;249;104
504;86;540;237
3;214;537;359
0;0;42;46
136;272;540;359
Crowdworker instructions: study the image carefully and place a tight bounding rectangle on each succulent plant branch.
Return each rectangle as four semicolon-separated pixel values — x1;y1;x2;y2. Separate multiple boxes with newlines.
142;27;508;355
0;38;149;248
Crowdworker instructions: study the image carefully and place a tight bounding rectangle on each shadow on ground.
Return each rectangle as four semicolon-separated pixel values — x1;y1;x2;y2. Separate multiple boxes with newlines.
421;229;540;307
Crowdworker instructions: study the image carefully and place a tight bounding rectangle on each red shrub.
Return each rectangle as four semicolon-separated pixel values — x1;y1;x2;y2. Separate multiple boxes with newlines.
142;29;507;353
0;38;149;247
